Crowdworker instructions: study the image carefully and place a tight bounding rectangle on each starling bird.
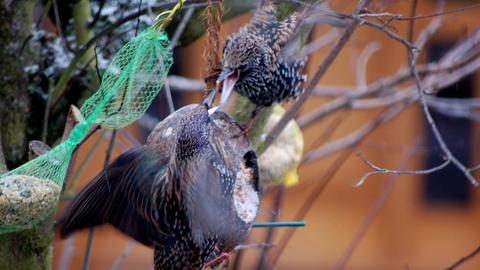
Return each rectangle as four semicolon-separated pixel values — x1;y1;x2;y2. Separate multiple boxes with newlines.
217;0;307;115
59;91;260;269
217;1;344;126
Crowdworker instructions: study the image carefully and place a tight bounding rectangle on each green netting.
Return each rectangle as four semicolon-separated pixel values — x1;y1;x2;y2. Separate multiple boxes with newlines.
0;28;172;234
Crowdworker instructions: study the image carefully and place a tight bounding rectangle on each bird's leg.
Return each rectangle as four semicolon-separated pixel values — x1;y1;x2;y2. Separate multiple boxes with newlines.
233;106;263;138
204;252;231;269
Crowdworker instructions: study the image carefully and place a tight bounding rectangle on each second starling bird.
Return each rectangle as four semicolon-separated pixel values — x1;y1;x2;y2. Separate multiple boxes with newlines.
217;1;344;124
59;92;260;269
217;0;307;116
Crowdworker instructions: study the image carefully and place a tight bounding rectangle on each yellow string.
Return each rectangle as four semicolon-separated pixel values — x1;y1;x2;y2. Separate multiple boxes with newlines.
152;0;186;34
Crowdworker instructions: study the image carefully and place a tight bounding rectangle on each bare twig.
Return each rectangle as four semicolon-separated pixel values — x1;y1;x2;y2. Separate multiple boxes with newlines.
89;0;106;29
355;150;450;187
298;69;413;128
355;41;381;88
83;228;95;270
412;0;444;54
52;0;73;52
167;75;205;92
164;80;176;114
357;18;417;52
104;131;118;168
303;48;480;161
166;36;477;100
66;130;107;192
111;240;136;270
351;90;413;109
302;29;339;57
135;0;144;36
303;98;414;163
119;130;142;148
58;235;77;270
312;85;353;97
35;0;53;28
334;137;422;270
304;42;479;127
406;0;417;45
445;244;480;270
255;186;285;270
410;50;478;186
93;46;102;81
234;243;273;251
359;2;480;21
83;130;118;270
348;0;478;186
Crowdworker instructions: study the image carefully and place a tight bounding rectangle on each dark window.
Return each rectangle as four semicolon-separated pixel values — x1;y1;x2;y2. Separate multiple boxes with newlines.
423;42;473;206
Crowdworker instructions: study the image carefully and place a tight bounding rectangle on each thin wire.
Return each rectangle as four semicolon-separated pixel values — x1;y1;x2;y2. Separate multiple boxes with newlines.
252;221;305;228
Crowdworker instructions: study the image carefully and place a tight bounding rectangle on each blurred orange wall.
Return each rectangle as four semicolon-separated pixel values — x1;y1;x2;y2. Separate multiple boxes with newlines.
53;1;480;269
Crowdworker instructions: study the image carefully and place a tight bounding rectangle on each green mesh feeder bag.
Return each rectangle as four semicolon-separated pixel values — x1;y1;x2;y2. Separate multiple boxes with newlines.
0;27;173;234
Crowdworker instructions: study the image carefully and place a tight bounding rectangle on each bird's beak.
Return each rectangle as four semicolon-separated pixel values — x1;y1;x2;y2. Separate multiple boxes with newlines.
202;88;217;108
216;68;239;108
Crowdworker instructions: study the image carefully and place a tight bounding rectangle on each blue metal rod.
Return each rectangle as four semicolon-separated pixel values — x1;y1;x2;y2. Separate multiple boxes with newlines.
252;221;306;228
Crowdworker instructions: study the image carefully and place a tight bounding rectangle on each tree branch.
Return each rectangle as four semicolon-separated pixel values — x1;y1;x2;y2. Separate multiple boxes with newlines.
445;244;480;270
302;98;414;163
334;137;422;270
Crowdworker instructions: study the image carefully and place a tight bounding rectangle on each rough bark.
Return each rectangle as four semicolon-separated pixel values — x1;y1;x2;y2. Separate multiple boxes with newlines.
0;0;35;168
0;1;55;269
0;223;54;270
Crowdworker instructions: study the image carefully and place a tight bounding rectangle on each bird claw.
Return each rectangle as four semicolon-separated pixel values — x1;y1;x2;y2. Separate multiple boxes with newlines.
231;120;254;139
204;252;231;269
231;107;261;139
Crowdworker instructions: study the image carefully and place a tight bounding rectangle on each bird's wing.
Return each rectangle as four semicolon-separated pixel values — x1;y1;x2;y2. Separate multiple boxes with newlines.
192;114;260;249
188;150;259;251
59;147;169;246
244;0;300;55
179;153;229;246
246;0;278;37
274;13;300;53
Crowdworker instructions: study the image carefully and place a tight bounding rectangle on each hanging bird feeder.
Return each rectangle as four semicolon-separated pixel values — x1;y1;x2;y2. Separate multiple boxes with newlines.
0;1;183;234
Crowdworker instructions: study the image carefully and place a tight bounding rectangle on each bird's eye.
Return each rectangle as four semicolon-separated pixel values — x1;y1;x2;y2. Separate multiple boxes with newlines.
223;38;232;54
238;64;248;71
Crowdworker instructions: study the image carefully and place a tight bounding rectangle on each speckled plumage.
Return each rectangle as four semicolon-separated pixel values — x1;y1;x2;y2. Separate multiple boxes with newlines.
221;0;306;107
59;101;259;269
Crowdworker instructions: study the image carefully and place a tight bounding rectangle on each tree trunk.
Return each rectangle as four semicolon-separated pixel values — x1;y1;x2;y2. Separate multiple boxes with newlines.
0;1;55;269
0;0;35;167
